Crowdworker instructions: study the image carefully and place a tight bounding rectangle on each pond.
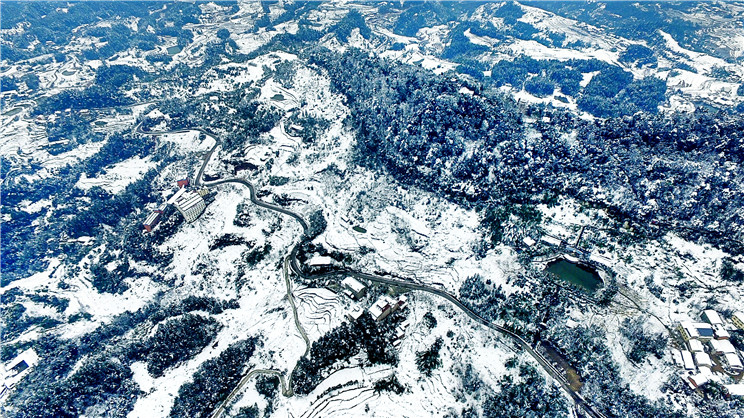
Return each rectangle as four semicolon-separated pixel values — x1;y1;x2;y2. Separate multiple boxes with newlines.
352;226;367;233
62;70;76;76
271;93;285;101
167;46;182;55
545;259;603;293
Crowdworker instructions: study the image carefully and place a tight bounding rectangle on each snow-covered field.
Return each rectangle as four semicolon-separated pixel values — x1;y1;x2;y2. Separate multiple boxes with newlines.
76;155;156;194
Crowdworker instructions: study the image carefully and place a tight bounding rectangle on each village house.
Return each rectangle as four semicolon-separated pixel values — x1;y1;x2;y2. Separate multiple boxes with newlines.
345;306;364;322
341;277;367;300
368;295;408;322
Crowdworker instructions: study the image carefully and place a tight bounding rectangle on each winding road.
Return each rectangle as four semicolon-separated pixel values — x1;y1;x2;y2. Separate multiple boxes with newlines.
139;127;605;418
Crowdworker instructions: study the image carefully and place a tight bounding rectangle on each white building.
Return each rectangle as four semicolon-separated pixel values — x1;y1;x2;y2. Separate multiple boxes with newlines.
671;349;683;367
702;310;724;326
710;339;737;355
714;325;731;340
678;321;715;342
169;188;206;223
687;339;704;353
308;256;333;267
687;373;710;389
725;384;744;397
541;235;562;247
724;353;743;372
694;352;713;368
680;350;696;371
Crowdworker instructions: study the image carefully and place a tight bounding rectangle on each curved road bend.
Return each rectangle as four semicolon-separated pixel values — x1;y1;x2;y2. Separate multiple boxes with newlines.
141;127;605;418
211;257;310;418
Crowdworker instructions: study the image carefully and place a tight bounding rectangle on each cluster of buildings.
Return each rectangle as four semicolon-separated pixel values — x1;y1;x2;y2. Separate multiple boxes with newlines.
368;294;408;322
343;279;409;350
341;276;408;323
143;178;209;232
533;232;613;267
673;310;744;394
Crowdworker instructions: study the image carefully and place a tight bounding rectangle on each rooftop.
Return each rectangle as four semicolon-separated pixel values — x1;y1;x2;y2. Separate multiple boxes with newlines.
710;339;736;354
703;309;723;325
687;339;704;352
342;277;366;293
724;352;743;369
725;384;744;397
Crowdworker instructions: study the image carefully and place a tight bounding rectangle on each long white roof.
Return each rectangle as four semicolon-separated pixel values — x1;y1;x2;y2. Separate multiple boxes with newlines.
680;350;695;370
710;339;736;354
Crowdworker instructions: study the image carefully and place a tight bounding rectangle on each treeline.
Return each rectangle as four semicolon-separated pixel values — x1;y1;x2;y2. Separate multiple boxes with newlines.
1;119;168;284
309;47;744;251
170;338;259;418
4;296;235;417
459;273;563;339
144;313;221;377
1;1;231;63
546;322;686;418
293;312;400;394
35;65;150;115
478;362;568;417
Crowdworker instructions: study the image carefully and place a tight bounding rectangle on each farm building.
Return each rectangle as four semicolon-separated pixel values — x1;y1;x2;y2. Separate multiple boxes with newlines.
1;349;39;400
143;210;163;232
